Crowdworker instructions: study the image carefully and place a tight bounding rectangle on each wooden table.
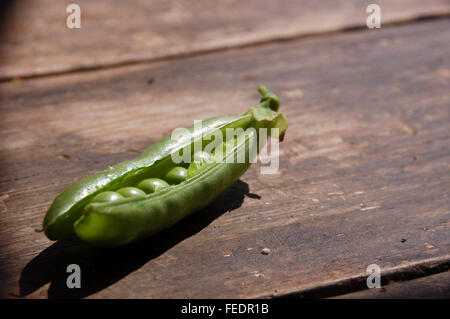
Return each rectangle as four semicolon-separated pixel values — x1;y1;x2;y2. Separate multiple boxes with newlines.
0;0;449;299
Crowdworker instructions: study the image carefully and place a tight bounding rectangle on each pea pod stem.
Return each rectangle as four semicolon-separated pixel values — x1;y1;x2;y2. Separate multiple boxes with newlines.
258;85;280;112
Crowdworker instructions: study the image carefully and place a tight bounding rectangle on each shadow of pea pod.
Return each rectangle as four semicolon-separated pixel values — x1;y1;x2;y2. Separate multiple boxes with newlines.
19;179;260;299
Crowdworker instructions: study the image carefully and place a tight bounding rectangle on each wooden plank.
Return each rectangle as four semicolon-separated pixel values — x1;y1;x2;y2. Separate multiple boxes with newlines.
276;256;450;298
0;18;449;298
1;0;450;80
332;271;450;299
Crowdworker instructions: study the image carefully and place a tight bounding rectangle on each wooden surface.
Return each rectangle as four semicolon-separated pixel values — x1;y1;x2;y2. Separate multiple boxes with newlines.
332;271;450;299
1;0;450;81
0;1;449;299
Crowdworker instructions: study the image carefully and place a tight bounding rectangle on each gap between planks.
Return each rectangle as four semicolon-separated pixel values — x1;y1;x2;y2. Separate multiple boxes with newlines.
263;255;450;299
1;13;449;84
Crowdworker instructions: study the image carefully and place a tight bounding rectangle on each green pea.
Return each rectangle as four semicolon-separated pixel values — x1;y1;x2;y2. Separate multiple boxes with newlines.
91;191;124;203
187;151;212;178
137;178;169;193
117;187;146;198
163;166;188;185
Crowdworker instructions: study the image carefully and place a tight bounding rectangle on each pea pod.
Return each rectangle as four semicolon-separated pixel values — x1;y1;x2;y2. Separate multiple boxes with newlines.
43;86;288;246
44;115;251;239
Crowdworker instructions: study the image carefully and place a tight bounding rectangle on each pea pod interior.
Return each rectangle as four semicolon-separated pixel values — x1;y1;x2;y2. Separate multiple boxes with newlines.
74;130;260;246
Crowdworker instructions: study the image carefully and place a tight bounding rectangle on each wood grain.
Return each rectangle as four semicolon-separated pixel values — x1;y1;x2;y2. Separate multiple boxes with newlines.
1;0;450;80
0;18;449;298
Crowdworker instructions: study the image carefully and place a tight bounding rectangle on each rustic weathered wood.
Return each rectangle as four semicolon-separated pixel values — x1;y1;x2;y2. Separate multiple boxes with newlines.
0;19;449;298
332;271;450;299
277;256;450;298
1;0;450;81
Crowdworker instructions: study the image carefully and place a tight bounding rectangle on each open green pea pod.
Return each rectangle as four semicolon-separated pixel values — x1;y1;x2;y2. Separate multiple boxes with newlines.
43;86;288;247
